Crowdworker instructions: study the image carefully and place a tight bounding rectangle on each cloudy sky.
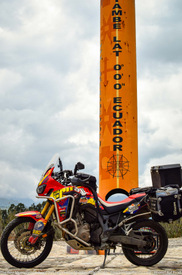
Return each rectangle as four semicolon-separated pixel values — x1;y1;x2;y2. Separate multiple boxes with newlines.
0;0;182;201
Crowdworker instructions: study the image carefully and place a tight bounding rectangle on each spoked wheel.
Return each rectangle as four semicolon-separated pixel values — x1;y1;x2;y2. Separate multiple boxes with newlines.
122;220;168;266
1;217;54;268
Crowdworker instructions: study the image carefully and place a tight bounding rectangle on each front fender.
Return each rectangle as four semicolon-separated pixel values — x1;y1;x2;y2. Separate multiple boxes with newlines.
15;211;43;221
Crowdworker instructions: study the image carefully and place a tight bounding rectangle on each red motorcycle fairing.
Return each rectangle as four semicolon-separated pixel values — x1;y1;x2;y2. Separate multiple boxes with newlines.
38;175;65;197
15;211;49;244
15;211;43;222
47;185;98;222
36;165;148;224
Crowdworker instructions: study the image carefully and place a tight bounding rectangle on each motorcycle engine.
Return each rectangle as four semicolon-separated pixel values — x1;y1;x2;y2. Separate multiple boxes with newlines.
80;204;102;244
75;223;90;242
70;211;91;242
69;204;102;244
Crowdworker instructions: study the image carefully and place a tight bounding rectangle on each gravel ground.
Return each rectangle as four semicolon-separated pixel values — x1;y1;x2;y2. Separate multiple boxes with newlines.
0;238;182;275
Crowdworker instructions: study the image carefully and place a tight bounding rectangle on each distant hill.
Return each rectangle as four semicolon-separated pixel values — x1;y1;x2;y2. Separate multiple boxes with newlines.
0;197;35;210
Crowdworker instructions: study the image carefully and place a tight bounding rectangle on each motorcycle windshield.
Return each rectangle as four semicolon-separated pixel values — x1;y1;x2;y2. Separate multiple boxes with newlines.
39;153;59;182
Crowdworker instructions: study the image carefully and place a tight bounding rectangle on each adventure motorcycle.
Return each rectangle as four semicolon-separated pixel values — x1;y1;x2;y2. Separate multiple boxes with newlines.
0;154;168;268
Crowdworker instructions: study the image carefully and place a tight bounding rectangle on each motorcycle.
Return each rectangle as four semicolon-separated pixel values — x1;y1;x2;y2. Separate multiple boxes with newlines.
0;154;168;268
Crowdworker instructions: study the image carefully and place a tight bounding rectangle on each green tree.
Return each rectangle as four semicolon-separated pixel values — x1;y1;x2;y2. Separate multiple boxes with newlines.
1;209;8;230
28;203;36;211
0;201;47;236
8;204;16;214
2;210;8;222
35;203;43;212
0;209;3;235
15;203;26;213
29;202;45;212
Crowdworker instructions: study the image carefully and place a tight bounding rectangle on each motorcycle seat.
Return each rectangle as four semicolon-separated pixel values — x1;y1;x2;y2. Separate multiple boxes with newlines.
98;193;146;214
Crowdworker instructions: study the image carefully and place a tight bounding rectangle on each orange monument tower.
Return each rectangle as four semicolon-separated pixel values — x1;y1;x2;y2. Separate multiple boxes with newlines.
99;0;138;199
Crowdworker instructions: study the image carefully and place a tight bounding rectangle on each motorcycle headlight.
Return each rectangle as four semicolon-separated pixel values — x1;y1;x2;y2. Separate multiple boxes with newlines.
36;184;46;194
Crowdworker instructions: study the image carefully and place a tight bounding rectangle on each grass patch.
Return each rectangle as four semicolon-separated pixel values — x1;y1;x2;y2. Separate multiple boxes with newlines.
160;218;182;238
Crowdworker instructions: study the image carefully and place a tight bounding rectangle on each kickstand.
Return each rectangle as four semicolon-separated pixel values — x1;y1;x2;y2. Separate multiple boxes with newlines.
101;249;109;268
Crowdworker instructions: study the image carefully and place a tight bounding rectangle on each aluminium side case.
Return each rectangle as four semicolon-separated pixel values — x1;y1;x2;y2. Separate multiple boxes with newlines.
151;164;182;188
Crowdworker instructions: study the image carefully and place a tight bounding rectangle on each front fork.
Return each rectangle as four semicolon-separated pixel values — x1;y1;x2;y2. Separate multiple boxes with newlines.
28;201;55;244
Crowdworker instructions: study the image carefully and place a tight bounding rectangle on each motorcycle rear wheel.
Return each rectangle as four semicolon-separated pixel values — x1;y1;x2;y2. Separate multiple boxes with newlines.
122;219;168;266
1;217;54;268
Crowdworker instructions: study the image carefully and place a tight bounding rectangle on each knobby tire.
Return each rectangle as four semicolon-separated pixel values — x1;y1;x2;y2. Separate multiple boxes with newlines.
122;219;168;266
1;217;54;268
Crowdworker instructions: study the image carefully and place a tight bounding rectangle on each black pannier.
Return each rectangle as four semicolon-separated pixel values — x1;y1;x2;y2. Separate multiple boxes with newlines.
148;186;182;222
151;164;182;188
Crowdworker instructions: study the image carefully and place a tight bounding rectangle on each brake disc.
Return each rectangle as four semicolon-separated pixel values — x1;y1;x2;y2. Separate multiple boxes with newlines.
14;230;35;255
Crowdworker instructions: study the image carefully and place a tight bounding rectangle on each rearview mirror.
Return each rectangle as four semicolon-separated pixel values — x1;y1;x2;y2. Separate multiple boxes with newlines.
58;158;63;172
74;162;85;174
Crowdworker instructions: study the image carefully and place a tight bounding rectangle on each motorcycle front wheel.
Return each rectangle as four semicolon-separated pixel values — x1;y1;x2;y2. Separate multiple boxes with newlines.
122;219;168;266
1;217;54;268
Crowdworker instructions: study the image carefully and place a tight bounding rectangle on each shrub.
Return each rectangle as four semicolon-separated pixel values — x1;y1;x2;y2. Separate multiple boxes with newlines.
160;218;182;238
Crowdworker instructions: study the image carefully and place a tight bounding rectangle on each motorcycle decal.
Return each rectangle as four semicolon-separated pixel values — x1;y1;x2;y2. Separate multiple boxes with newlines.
32;230;42;235
58;201;68;214
123;203;141;214
50;187;74;199
58;198;68;207
79;196;87;204
28;218;47;245
59;207;66;214
32;219;47;237
99;202;104;210
57;198;70;221
74;186;87;196
16;211;40;217
34;221;45;230
36;214;42;219
86;198;96;206
79;194;104;209
38;169;52;186
79;196;96;206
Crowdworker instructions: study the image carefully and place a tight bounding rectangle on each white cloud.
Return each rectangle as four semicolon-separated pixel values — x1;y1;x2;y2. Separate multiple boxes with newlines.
138;41;182;186
0;0;182;200
0;160;39;199
0;0;100;200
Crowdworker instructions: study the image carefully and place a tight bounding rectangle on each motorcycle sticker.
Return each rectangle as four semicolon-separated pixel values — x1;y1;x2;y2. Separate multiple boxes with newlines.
32;219;47;237
38;169;52;186
50;187;74;199
86;198;96;206
16;211;40;217
123;203;141;214
79;196;96;206
74;187;87;196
